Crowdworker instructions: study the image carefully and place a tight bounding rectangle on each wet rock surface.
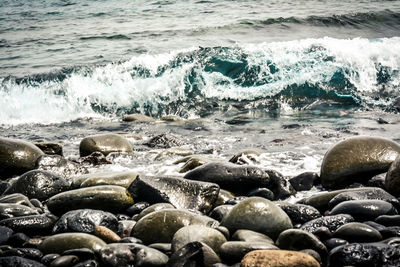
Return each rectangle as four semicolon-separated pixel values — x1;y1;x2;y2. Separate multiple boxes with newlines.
79;134;133;157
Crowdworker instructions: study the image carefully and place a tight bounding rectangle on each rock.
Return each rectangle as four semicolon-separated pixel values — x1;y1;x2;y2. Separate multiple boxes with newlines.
0;193;35;208
300;249;322;266
41;254;59;266
375;215;400;226
225;196;247;205
333;222;382;243
265;169;296;200
329;200;397;221
229;150;260;165
79;171;138;188
184;162;271;195
0;203;39;220
148;243;171;254
0;256;46;267
72;260;100;267
0;137;44;179
46;185;134;216
94;226;121;243
380;226;400;239
289;172;320;191
160;115;184;122
167;241;221;267
118;221;137;238
145;133;184;148
323;238;349;251
39;233;106;254
3;170;70;201
276;229;327;258
125;202;150;216
35;154;87;178
0;214;57;236
241;250;321;267
79;134;133;157
99;243;168;267
1;248;42;261
214;189;235;206
7;232;30;247
123;114;155;122
52;209;118;234
221;197;292;240
312;227;332;241
128;175;219;214
62;248;95;261
0;225;13;245
178;156;211;173
320;136;400;189
231;229;274;243
209;205;234;222
49;255;79;267
300;214;354;234
76;152;112;166
34;142;63;156
0;180;9;194
131;209;218;244
247;188;274;200
277;203;321;225
171;225;227;254
220;241;278;264
386;154;400;196
133;203;175;221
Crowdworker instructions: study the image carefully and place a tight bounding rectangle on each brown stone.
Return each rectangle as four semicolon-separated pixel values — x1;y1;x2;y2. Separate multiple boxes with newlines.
94;225;121;243
241;250;321;267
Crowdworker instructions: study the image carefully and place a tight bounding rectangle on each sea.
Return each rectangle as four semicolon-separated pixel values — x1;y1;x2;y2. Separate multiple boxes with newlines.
1;0;400;196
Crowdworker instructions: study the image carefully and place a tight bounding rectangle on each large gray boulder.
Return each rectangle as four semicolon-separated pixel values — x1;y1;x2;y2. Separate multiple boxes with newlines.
79;134;133;157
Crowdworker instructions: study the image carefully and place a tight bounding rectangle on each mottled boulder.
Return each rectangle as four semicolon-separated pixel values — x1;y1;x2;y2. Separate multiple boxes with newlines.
99;243;168;267
220;241;278;264
131;209;218;244
329;200;397;221
79;134;133;157
229;150;260;165
46;185;134;216
123;114;155;122
0;256;45;267
289;172;320;191
221;197;292;240
128;175;219;213
0;137;44;178
386;154;400;196
0;214;57;236
277;203;321;225
333;222;382;243
168;241;221;267
79;171;138;188
39;233;106;254
52;209;118;234
300;214;354;234
241;250;321;267
320;136;400;189
3;170;70;200
145;133;184;148
0;203;39;220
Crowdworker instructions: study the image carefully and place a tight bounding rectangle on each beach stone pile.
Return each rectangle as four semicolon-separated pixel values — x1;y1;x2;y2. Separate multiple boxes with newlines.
0;135;400;266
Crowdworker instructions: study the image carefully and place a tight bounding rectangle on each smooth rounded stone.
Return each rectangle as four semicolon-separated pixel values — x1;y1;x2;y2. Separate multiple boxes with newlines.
128;175;220;214
131;209;218;244
0;137;44;178
214;189;235;206
133;203;175;221
241;250;320;267
264;169;296;200
209;205;233;222
48;255;78;267
46;185;134;216
215;226;229;240
300;249;322;266
148;243;171;254
386;154;400;196
376;215;400;226
79;134;133;157
1;248;42;261
0;256;46;267
276;229;328;257
312;227;332;241
73;260;99;267
39;233;106;254
300;214;355;234
123;114;155;122
52;209;118;234
380;226;400;239
363;221;387;231
0;203;39;220
93;226;121;243
323;238;349;251
333;222;382;243
225;196;247;205
168;241;221;267
247;187;274;200
99;243;168;267
34;142;63;156
276;202;321;225
0;214;57;235
221;197;292;240
30;199;44;210
125;202;150;216
231;229;274;243
177;155;214;173
7;232;30;247
328;187;400;210
117;220;136;238
0;193;35;208
62;248;95;261
79;171;138;188
41;254;59;265
329;200;398;221
35;154;87;179
119;237;142;244
3;170;70;201
289;172;320;191
219;241;278;264
320;136;400;189
184;162;271;195
229;150;260;165
171;225;227;254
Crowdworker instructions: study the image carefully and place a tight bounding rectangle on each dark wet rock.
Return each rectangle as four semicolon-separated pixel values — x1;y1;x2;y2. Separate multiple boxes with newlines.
41;254;59;265
117;220;136;238
77;152;111;166
7;232;30;247
386;154;400;196
300;214;354;234
72;259;100;267
276;229;328;258
323;238;349;251
148;243;171;255
312;227;332;241
99;243;168;267
241;250;320;267
131;209;218;245
0;214;57;236
30;199;43;210
3;170;70;201
0;226;13;245
171;225;227;254
93;225;121;243
79;171;138;188
300;249;322;266
221;197;292;240
34;142;63;156
133;203;175;221
329;200;397;221
320;136;400;189
0;180;10;194
364;221;387;231
123;114;155;122
265;169;296;200
53;209;118;234
231;229;274;243
176;155;215;173
380;226;400;239
224;196;247;205
49;255;79;267
0;203;39;220
62;248;95;261
39;233;106;254
289;172;320;191
79;134;133;157
168;241;221;267
247;187;274;200
128;175;219;214
119;237;142;244
46;185;134;216
184;162;270;195
125;202;150;216
220;241;278;264
209;205;233;222
333;222;382;243
2;248;43;261
367;173;386;188
277;203;321;225
0;256;46;267
145;133;184;148
35;154;87;178
229;150;260;165
0;193;35;208
376;215;400;226
214;189;235;206
0;137;44;179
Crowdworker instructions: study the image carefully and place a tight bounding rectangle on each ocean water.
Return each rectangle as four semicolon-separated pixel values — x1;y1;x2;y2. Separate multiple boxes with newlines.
1;0;400;186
